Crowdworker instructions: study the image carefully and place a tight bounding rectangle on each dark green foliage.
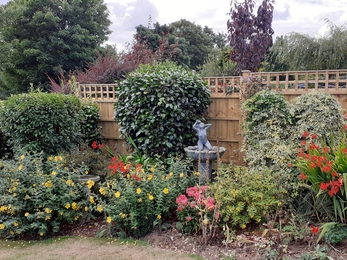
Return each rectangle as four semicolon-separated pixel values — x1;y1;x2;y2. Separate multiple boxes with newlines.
0;0;111;93
0;92;83;155
80;100;102;146
0;130;12;159
289;91;344;140
324;224;347;245
114;61;211;158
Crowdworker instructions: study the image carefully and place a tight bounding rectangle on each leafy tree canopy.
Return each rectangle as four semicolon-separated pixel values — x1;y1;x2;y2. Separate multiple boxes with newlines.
0;0;111;95
227;0;274;74
263;20;347;71
134;19;225;70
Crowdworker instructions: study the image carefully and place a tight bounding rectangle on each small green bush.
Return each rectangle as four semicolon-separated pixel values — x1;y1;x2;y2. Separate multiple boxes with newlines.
0;152;92;238
79;100;102;146
0;92;83;155
211;164;285;229
289;90;344;141
98;156;197;238
114;61;211;157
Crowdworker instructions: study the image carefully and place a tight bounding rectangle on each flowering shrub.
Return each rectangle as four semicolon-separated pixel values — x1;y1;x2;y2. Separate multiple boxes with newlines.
211;164;285;229
98;156;197;238
176;185;218;235
293;130;347;223
0;152;93;238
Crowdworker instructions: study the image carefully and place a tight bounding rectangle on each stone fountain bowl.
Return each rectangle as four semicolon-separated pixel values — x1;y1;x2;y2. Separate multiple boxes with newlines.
184;146;226;161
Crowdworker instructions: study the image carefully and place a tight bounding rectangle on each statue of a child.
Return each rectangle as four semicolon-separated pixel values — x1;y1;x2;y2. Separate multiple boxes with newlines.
193;120;213;151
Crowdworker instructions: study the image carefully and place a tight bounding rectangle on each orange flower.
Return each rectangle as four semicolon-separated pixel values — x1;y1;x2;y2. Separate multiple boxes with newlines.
299;173;307;180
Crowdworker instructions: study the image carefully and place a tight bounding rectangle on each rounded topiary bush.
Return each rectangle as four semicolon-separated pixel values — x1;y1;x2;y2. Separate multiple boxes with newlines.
0;92;83;155
289;90;344;141
114;61;211;157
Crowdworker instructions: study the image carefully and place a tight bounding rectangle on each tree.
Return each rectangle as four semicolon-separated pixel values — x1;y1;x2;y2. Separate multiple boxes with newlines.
0;0;111;94
134;19;219;70
227;0;275;74
263;21;347;71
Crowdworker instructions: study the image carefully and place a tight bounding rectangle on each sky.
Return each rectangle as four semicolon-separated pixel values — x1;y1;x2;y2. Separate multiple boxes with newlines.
1;0;347;50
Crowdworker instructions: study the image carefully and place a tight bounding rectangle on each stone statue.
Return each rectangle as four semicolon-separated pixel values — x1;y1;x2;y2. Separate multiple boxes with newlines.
193;120;213;151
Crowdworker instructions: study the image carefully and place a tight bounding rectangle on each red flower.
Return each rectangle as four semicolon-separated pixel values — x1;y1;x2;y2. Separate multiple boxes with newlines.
301;141;307;146
331;171;338;177
299;173;307;180
310;226;319;234
342;148;347;154
328;186;339;197
309;143;320;150
309;162;316;169
98;143;104;149
302;131;310;138
186;216;192;221
322;147;330;153
287;163;292;167
319;182;329;190
321;164;332;173
91;141;98;149
311;133;318;140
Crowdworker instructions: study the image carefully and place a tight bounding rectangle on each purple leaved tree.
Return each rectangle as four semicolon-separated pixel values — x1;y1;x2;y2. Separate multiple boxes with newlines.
227;0;275;74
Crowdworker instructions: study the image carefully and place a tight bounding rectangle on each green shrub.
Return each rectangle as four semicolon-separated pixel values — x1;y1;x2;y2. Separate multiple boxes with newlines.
211;164;285;229
0;152;93;238
289;90;344;141
98;156;197;238
79;100;102;146
324;224;347;245
241;90;297;191
0;92;83;155
114;61;211;157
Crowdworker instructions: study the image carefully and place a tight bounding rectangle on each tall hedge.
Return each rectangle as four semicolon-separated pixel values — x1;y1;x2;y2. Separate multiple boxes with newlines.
114;61;211;157
0;92;83;155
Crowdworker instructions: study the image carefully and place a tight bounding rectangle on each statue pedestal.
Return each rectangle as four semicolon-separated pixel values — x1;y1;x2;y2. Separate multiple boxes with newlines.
184;146;226;184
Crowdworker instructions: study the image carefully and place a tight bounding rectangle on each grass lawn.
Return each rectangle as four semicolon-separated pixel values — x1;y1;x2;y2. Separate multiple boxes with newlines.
0;236;203;260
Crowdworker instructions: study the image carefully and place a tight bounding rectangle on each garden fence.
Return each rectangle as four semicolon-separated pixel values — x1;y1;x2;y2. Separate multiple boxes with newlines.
78;69;347;165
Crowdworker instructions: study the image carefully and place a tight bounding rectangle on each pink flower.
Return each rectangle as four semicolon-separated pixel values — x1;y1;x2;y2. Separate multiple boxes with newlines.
176;194;188;207
186;216;192;221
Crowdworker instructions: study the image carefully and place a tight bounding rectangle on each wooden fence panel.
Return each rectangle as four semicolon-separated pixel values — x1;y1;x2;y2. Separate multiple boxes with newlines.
78;69;347;166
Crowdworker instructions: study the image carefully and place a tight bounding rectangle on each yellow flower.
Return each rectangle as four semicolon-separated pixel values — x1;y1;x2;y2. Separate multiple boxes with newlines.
147;174;154;180
44;181;53;188
72;202;79;210
74;216;79;220
45;208;52;214
10;231;14;235
65;203;71;209
106;216;112;223
115;191;121;198
45;216;51;220
39;232;44;236
202;219;209;225
136;188;142;194
87;180;95;189
138;198;142;202
180;173;184;178
169;172;173;176
97;205;103;212
48;156;53;161
89;196;95;204
85;207;89;212
194;171;200;176
24;212;29;217
0;206;7;212
51;171;57;176
66;179;74;186
120;213;126;218
54;156;59;162
147;193;154;200
241;224;246;229
0;224;5;229
13;222;18;227
157;215;161;219
99;187;106;195
18;165;23;170
150;167;155;172
20;155;25;160
85;171;89;175
163;188;169;194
